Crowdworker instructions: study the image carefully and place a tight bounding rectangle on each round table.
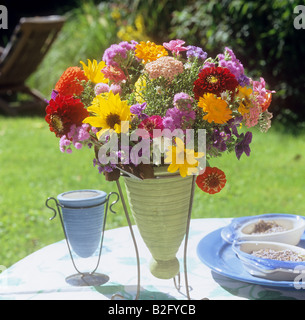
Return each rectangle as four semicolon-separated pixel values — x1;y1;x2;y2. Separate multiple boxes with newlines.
0;218;305;300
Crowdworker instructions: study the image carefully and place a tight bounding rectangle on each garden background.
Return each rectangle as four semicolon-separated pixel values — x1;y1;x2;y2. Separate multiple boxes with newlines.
1;0;305;268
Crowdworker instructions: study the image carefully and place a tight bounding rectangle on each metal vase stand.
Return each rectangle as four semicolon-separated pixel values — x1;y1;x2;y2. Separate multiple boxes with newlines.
112;174;196;300
45;192;119;287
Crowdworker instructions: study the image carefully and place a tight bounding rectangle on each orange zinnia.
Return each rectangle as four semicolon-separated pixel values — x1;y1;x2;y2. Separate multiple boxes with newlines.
196;167;226;194
55;66;88;96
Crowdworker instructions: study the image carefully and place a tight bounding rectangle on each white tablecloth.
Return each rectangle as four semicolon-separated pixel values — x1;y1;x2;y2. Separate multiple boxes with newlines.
1;218;305;300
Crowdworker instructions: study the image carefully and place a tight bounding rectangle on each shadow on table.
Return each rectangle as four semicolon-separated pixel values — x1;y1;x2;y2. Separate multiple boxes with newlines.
93;284;177;300
211;272;298;300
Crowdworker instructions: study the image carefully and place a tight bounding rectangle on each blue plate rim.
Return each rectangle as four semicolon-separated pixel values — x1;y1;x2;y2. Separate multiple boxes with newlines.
196;227;304;288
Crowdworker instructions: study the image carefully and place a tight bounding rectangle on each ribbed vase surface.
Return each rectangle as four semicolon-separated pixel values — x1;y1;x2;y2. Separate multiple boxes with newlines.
124;170;193;279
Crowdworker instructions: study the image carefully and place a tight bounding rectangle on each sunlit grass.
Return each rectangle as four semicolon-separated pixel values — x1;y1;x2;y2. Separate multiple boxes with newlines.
1;116;305;267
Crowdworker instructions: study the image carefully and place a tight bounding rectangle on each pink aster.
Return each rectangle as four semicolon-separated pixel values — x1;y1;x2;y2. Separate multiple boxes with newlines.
163;39;188;55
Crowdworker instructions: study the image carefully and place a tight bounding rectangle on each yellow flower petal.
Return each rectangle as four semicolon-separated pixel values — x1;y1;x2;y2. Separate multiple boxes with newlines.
80;59;108;84
83;91;132;136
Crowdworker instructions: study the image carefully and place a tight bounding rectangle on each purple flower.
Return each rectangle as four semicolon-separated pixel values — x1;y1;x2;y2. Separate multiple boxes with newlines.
210;129;231;152
130;102;148;120
51;89;59;100
173;92;193;111
162;116;175;131
238;74;250;87
163;107;195;131
227;116;243;137
235;131;252;160
218;47;249;86
186;45;208;61
102;41;136;67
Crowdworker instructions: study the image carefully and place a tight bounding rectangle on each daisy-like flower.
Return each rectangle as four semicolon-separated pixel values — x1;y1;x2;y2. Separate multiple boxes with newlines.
135;41;168;63
198;93;232;124
80;59;108;84
83;91;132;138
55;66;88;96
165;138;204;177
45;95;89;137
196;167;226;194
193;67;239;100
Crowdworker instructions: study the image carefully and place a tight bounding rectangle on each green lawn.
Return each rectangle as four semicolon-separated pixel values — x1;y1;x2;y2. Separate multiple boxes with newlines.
1;116;305;267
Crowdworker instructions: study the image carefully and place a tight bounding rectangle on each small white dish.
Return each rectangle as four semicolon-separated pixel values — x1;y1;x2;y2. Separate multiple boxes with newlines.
232;240;305;281
221;214;305;245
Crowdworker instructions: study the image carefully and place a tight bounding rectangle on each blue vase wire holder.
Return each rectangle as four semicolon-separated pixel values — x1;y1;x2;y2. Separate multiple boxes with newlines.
45;190;119;287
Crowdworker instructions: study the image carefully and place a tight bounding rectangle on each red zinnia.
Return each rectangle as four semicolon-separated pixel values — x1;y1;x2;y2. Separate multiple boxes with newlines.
193;67;239;100
45;95;89;137
55;66;88;96
138;115;164;138
196;167;226;194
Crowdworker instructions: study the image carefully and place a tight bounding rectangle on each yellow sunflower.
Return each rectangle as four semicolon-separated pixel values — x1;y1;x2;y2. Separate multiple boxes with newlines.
83;91;132;138
80;59;108;84
165;138;204;177
198;93;232;124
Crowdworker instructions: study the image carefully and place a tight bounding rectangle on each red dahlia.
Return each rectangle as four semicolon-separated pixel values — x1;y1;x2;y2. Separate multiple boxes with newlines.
193;67;239;100
196;167;226;194
45;95;89;137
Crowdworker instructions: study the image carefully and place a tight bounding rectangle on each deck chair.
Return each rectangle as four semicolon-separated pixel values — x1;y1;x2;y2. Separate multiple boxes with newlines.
0;15;66;115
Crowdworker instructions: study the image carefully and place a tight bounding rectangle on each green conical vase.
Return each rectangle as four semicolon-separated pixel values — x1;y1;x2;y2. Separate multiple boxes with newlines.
124;167;193;279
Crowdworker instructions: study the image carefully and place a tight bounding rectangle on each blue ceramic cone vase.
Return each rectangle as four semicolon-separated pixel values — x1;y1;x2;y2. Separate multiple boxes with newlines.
57;190;107;258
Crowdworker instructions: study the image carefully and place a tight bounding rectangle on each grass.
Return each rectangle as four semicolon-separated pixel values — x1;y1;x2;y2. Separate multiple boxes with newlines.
1;116;305;268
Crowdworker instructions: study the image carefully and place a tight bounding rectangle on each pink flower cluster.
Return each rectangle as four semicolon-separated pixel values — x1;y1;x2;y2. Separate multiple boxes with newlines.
243;78;275;128
252;77;275;111
145;56;184;82
59;123;92;153
94;83;122;96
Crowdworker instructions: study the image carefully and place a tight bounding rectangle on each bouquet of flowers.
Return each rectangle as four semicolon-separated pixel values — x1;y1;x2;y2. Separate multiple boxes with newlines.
45;39;274;194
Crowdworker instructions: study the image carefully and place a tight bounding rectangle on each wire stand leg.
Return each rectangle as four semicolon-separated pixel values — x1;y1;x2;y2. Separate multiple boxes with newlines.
173;175;196;300
111;179;141;300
